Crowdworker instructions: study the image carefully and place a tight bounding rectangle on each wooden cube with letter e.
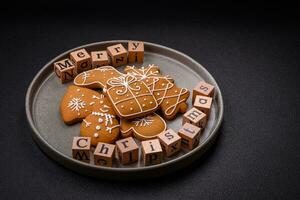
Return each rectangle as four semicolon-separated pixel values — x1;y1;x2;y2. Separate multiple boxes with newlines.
141;139;163;166
158;129;181;157
54;58;76;83
116;137;139;165
70;48;91;73
72;136;91;163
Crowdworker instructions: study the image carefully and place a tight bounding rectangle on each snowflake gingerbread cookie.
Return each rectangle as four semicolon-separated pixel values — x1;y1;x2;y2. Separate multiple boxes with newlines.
120;113;167;141
124;64;190;120
105;74;159;119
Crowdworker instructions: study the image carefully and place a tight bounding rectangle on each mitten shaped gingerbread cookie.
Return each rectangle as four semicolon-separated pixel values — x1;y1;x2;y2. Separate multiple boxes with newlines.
124;65;190;120
120;113;167;141
105;74;159;119
73;66;123;89
60;85;104;124
80;93;120;145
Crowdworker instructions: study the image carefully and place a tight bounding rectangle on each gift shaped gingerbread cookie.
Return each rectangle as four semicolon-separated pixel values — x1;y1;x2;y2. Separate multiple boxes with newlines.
73;66;123;89
60;85;104;124
124;65;190;120
105;74;159;119
80;93;120;145
120;113;167;140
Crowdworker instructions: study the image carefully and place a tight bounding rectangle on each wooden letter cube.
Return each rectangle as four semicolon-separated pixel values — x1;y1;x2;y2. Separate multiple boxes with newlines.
178;123;202;150
128;41;144;64
107;44;128;67
141;139;163;166
158;129;181;157
193;81;215;102
194;95;213;117
94;142;115;167
91;51;110;68
70;48;91;73
54;58;76;83
183;107;207;128
72;137;91;163
116;137;139;165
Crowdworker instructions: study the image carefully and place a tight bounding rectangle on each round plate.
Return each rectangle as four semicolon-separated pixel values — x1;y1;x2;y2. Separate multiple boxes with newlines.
25;40;224;179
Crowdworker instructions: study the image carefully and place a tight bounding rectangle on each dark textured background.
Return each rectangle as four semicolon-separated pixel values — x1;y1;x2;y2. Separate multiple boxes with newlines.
0;2;299;199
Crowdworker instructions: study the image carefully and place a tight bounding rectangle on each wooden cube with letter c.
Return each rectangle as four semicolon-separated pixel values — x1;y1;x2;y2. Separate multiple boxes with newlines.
107;44;128;67
178;123;202;150
70;48;91;73
183;107;207;128
128;41;144;64
192;81;215;102
72;136;91;163
141;139;163;166
158;129;181;157
54;58;76;83
94;142;115;167
193;95;213;117
116;137;139;165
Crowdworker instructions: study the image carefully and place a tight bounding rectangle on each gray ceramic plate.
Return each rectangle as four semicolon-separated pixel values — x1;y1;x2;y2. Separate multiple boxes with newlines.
25;40;224;180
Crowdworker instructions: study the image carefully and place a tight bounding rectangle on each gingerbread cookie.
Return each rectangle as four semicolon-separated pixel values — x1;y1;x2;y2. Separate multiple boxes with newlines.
60;85;103;124
125;65;190;120
80;93;120;145
120;113;167;141
73;66;123;89
105;74;159;119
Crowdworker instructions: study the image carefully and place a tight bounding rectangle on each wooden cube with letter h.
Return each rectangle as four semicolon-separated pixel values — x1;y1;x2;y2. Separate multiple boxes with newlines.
116;137;139;165
54;58;76;83
128;41;144;64
178;123;202;150
107;44;128;67
193;81;215;102
91;51;110;68
183;107;207;128
194;95;213;117
70;48;91;73
141;139;163;166
158;129;181;157
94;142;115;167
72;137;91;163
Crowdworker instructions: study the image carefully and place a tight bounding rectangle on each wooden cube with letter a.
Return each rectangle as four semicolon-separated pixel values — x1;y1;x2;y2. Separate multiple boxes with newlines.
183;107;207;128
91;51;110;68
158;129;181;157
141;139;163;166
128;41;144;64
94;142;115;167
70;48;91;73
116;137;139;165
193;81;215;102
107;44;128;67
54;58;76;83
72;136;91;163
178;123;202;150
193;95;213;117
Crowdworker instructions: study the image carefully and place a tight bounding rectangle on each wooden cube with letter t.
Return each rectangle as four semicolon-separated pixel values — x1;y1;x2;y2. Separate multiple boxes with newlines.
70;48;91;73
178;123;202;150
72;137;91;163
54;58;76;83
128;41;144;64
141;139;163;166
107;44;128;67
158;129;181;157
116;137;139;165
94;142;115;167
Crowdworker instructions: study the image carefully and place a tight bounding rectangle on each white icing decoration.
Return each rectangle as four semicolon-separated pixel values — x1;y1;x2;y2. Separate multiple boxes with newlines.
92;112;115;126
98;118;103;123
132;116;154;127
76;89;80;92
67;98;86;111
89;102;95;105
106;125;120;133
99;105;110;113
92;95;100;99
96;125;101;130
94;133;99;138
83;119;91;127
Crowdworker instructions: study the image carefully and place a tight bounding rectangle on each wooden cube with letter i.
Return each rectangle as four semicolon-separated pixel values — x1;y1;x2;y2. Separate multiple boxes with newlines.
141;139;163;166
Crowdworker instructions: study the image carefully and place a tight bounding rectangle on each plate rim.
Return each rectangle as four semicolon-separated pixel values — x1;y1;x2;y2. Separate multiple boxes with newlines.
25;40;224;175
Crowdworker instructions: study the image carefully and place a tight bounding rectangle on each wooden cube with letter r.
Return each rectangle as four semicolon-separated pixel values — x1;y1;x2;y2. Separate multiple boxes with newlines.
94;142;115;167
72;136;91;163
141;139;163;166
116;137;139;165
107;44;128;67
54;58;76;83
158;129;181;157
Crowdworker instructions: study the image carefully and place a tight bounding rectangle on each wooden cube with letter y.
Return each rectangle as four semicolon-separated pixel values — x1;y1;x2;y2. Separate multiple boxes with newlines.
128;41;144;64
72;136;91;163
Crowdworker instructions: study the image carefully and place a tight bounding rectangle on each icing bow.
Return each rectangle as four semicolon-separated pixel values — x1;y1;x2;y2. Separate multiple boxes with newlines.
107;75;141;95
